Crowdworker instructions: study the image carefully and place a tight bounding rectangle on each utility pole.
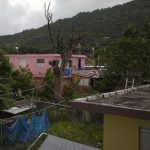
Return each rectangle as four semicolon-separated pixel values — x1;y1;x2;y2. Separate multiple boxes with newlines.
16;46;19;54
92;47;94;59
98;55;100;66
76;43;81;54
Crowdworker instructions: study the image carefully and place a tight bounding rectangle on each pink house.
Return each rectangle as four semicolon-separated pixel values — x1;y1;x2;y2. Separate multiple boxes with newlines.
8;54;86;78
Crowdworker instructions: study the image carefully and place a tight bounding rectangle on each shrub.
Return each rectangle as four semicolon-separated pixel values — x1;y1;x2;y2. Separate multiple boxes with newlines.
49;121;103;148
62;84;75;100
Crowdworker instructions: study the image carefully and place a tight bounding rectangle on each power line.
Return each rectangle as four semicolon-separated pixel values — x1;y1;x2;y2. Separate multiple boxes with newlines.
1;98;66;122
0;84;67;122
0;84;46;97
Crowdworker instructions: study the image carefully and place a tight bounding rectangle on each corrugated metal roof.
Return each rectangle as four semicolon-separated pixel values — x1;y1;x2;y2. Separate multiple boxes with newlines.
39;135;100;150
2;105;35;114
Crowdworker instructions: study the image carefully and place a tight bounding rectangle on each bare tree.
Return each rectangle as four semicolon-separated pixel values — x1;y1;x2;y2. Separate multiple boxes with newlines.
44;3;81;102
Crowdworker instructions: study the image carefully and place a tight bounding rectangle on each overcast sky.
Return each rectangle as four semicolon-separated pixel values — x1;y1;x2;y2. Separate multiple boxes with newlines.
0;0;132;36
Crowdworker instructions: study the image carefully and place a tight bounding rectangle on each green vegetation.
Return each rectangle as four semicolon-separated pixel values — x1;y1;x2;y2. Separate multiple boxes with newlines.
94;20;150;93
0;0;150;53
62;83;95;100
42;69;55;99
0;50;33;109
0;50;14;109
43;69;55;87
1;0;150;149
4;121;102;150
49;121;103;148
11;68;33;92
0;50;11;75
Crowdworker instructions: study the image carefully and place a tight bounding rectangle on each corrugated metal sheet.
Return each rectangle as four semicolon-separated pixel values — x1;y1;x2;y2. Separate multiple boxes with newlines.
39;135;100;150
2;105;35;114
140;128;150;150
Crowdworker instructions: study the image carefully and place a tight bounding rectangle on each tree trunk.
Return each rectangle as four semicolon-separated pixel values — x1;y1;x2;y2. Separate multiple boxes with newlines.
53;56;70;102
54;74;62;103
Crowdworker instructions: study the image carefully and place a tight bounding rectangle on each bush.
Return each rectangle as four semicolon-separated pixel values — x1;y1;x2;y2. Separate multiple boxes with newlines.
62;84;75;100
11;68;33;93
49;121;103;148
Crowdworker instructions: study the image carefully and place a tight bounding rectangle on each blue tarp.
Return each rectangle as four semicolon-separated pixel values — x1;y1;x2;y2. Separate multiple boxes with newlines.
5;110;49;144
30;111;49;139
65;68;71;76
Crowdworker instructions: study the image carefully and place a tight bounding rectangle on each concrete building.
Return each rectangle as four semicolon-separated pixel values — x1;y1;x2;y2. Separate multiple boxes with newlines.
70;85;150;150
8;54;86;77
8;54;86;86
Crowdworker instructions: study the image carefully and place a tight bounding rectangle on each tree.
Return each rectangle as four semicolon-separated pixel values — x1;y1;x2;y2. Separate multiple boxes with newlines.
0;50;11;76
0;50;34;109
42;69;55;100
11;68;33;94
94;22;150;91
123;24;139;38
0;50;14;109
44;3;81;102
103;38;150;80
143;18;150;39
44;68;55;87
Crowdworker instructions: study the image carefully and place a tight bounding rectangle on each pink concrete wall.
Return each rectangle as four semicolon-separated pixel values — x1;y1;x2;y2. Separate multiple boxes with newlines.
8;54;86;77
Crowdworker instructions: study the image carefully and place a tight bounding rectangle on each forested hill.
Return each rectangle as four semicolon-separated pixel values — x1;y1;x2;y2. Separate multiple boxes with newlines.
0;0;150;54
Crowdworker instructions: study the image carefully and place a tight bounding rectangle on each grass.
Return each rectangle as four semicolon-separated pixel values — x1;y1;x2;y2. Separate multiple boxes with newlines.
4;121;103;149
3;107;103;149
49;121;103;148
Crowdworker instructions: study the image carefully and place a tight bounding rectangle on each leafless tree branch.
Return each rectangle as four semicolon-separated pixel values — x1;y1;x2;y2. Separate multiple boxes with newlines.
44;2;82;98
44;2;56;49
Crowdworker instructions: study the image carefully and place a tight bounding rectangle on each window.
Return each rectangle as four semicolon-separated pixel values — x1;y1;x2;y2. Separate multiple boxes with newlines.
37;59;45;63
19;58;27;68
37;59;45;67
140;127;150;150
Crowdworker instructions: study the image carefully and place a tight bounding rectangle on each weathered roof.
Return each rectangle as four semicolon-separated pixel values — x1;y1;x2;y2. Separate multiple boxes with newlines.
70;85;150;120
72;69;100;78
2;105;35;115
39;134;100;150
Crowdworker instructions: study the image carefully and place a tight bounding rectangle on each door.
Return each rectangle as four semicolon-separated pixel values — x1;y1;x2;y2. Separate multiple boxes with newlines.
140;127;150;150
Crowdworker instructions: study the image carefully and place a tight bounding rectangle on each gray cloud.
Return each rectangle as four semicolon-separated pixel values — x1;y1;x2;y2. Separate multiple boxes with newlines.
0;0;132;36
0;0;47;36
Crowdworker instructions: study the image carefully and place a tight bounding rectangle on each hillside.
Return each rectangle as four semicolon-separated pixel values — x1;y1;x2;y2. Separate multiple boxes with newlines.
0;0;150;54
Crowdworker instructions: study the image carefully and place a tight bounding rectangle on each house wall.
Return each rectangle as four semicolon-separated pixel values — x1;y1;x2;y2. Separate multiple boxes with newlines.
103;114;150;150
8;54;86;77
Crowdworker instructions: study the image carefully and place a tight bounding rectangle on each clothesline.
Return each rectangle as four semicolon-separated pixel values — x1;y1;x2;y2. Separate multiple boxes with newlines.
0;84;46;97
5;110;49;145
0;84;64;101
46;85;64;100
0;84;66;124
37;100;72;108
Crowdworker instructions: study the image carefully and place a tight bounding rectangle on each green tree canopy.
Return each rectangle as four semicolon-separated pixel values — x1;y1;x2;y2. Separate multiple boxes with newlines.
11;68;33;92
94;21;150;92
0;51;33;109
0;50;11;76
